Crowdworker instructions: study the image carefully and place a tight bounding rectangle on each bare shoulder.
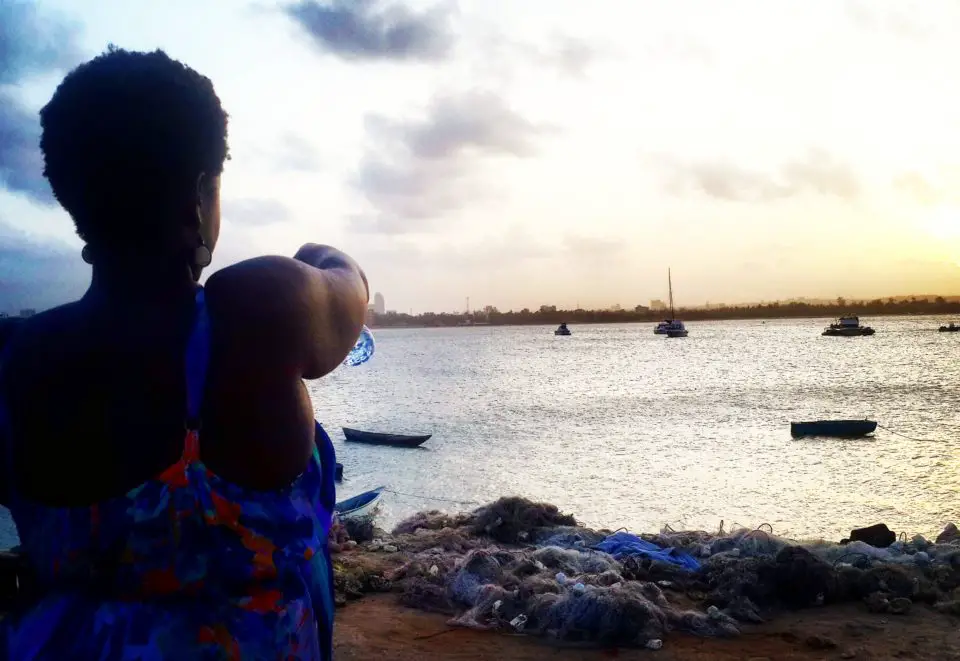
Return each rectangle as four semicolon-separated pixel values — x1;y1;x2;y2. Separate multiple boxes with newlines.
1;302;86;373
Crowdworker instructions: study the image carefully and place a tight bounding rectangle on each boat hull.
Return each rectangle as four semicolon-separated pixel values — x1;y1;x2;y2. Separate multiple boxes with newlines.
343;427;432;447
939;327;960;333
555;330;571;336
666;329;689;338
334;486;385;519
791;420;878;438
823;327;875;337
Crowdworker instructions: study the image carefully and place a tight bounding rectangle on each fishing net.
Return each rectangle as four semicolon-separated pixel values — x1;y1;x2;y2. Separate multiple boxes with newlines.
337;499;960;650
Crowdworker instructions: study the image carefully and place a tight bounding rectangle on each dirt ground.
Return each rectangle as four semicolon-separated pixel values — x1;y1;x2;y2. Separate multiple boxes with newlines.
333;594;960;661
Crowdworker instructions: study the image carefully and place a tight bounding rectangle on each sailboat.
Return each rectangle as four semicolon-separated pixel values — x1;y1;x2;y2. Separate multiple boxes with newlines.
653;269;688;338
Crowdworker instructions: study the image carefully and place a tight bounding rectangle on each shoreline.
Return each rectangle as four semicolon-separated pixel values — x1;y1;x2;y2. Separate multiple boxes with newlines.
329;496;960;659
367;311;960;330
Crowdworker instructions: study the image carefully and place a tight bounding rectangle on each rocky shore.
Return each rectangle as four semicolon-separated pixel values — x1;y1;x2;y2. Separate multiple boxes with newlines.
329;497;960;659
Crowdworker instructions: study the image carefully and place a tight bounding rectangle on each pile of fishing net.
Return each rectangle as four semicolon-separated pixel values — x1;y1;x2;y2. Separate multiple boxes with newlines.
347;497;960;649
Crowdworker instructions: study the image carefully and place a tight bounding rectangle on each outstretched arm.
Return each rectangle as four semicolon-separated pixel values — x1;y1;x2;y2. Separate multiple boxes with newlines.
205;244;369;380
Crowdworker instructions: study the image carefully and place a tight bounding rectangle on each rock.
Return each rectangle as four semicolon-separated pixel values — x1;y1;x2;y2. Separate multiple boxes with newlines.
937;523;960;544
382;544;399;553
849;523;896;549
345;540;358;549
773;546;835;608
804;634;837;650
889;597;913;615
645;639;663;650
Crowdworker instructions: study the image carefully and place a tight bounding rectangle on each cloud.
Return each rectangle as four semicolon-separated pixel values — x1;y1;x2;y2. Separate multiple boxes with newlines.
0;222;87;313
845;0;939;40
0;1;81;205
222;198;292;227
563;234;627;261
894;172;942;205
285;0;454;62
0;91;54;205
0;1;81;84
274;133;322;172
351;91;545;233
511;36;604;79
660;150;860;202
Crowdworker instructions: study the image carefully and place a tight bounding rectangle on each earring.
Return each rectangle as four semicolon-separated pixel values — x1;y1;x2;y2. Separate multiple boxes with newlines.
194;241;212;268
81;245;93;264
194;202;212;268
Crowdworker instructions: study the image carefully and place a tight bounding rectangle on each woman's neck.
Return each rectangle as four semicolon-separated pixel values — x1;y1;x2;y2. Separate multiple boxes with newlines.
86;256;198;306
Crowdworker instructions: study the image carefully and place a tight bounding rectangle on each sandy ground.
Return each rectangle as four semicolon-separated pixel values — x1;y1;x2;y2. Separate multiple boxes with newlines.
334;594;960;661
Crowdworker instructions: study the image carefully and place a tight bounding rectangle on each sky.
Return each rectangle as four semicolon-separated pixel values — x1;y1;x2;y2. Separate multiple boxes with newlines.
2;0;960;313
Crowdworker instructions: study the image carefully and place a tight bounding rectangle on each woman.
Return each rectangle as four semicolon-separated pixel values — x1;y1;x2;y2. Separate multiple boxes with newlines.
0;47;367;659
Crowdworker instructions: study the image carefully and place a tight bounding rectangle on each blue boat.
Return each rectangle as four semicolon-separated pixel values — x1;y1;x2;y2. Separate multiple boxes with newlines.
790;420;877;438
334;486;385;519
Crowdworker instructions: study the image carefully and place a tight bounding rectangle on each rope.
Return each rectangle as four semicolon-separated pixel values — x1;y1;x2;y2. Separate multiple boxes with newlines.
381;488;480;506
876;424;938;443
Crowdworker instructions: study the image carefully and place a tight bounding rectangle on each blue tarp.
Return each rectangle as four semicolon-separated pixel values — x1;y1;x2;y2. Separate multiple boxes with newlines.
594;532;701;572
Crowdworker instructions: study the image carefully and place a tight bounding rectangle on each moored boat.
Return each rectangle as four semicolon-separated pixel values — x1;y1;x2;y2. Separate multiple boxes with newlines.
822;316;875;337
334;486;385;519
790;419;878;438
343;427;432;448
655;269;688;338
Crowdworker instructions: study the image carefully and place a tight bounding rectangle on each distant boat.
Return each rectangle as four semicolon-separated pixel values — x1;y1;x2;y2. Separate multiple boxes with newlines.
790;420;878;438
822;316;875;337
654;268;688;338
939;323;960;333
334;486;385;520
554;323;572;336
342;427;432;448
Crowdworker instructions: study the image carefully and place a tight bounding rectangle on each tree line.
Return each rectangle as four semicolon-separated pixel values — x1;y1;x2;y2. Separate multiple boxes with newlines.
369;297;960;328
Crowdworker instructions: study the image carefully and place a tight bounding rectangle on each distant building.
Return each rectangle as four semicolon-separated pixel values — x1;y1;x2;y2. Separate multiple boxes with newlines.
373;292;385;315
19;309;36;318
650;299;667;311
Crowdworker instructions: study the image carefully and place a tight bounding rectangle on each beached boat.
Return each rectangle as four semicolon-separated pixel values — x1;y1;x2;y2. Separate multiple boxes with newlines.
939;323;960;333
554;323;572;336
790;420;878;438
343;427;432;448
654;269;688;338
334;486;385;519
822;316;875;337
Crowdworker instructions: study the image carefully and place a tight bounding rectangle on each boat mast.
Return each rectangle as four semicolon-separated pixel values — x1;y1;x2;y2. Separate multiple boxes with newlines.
668;268;675;319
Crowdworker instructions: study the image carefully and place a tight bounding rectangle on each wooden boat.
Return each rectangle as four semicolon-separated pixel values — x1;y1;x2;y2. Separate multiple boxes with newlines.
334;486;385;519
939;323;960;333
343;427;432;448
790;420;878;438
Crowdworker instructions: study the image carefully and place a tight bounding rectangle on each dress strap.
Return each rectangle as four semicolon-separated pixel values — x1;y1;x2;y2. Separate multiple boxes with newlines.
184;288;211;432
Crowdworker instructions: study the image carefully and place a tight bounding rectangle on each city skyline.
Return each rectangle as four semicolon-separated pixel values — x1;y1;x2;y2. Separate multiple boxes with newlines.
1;1;959;313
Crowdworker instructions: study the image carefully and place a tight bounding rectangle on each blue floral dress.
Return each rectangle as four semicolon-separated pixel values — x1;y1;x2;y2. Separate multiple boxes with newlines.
0;289;337;660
